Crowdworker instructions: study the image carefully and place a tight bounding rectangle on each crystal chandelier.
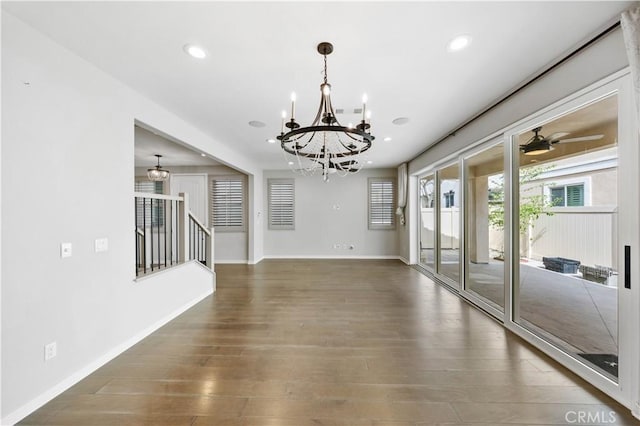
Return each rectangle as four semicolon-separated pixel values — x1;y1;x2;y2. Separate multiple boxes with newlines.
147;154;170;181
277;42;375;181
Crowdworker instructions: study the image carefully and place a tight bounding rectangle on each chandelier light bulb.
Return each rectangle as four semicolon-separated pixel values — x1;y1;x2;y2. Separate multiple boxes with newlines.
281;110;287;133
290;92;296;119
322;84;331;96
362;94;368;121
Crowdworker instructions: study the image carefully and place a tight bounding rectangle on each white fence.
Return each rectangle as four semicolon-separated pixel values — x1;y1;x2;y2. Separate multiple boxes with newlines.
528;206;617;269
420;208;459;249
423;205;617;269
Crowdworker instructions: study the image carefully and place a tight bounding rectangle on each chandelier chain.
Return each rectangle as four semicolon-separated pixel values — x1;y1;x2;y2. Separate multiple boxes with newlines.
323;54;328;85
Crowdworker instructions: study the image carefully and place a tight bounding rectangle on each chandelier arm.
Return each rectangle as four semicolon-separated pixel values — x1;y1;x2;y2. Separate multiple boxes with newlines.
310;92;326;126
326;94;343;127
282;132;320;157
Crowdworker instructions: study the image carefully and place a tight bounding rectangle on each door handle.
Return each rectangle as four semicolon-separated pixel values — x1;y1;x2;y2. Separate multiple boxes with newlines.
625;245;631;289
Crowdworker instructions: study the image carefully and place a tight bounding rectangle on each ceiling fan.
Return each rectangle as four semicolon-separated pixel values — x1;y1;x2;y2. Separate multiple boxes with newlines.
520;126;604;156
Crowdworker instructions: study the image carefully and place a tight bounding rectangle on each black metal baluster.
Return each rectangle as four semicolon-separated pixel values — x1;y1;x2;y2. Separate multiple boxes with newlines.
176;200;180;263
143;198;147;274
169;200;173;265
157;198;160;270
150;198;154;271
200;228;204;263
135;198;139;276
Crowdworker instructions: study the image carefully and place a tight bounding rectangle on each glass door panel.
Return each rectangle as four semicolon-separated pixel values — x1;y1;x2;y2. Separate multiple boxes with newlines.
419;174;436;269
514;95;619;381
438;164;460;285
464;142;505;311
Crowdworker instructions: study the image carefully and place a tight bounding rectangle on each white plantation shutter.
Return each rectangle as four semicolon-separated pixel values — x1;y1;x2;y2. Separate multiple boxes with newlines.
135;181;164;226
368;178;396;230
211;177;245;231
268;179;295;230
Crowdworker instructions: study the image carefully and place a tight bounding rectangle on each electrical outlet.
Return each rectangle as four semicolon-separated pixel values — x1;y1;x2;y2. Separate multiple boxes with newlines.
44;341;57;361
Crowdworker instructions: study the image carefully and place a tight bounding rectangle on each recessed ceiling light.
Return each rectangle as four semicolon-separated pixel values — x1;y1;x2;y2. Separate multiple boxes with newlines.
392;117;410;126
183;44;207;59
267;139;276;144
200;153;206;157
367;160;373;164
447;35;472;52
288;161;294;165
248;121;266;128
383;137;392;142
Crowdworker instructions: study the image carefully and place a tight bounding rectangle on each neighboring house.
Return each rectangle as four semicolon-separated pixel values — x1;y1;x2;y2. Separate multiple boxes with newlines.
518;146;618;268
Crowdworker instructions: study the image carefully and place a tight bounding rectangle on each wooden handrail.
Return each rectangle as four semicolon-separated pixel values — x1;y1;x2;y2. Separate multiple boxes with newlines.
188;212;211;236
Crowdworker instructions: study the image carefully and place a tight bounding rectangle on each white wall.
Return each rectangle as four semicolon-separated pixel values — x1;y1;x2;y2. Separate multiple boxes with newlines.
263;169;400;258
400;27;629;263
0;13;262;423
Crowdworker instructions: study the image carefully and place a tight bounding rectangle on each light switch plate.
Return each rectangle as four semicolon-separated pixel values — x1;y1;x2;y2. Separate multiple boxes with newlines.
95;237;109;253
60;243;72;258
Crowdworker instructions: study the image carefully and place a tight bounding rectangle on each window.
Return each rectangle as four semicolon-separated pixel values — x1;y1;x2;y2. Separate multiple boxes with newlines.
268;179;295;230
443;190;455;208
135;180;164;226
368;178;396;230
211;177;245;231
550;183;584;206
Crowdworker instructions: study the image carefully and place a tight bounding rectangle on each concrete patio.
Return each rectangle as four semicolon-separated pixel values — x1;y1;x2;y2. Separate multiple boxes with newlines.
421;250;618;376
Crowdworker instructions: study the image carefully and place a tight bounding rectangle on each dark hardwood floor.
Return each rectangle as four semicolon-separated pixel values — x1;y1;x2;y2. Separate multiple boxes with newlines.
18;259;637;425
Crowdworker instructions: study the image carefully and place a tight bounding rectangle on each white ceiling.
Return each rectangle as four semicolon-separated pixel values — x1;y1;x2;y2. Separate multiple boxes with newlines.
134;126;221;168
3;1;631;170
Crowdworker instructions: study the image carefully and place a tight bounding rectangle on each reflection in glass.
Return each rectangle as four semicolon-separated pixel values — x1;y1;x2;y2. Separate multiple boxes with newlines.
438;164;460;284
515;95;618;380
419;174;436;269
465;142;505;310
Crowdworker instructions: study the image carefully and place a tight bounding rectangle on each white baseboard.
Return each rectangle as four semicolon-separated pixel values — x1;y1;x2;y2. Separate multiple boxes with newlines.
262;255;404;260
215;259;248;264
248;256;264;265
1;288;213;426
398;256;410;265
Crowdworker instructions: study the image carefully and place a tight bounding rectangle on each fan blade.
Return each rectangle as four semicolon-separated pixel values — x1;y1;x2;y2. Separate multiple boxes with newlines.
554;134;604;144
546;132;570;142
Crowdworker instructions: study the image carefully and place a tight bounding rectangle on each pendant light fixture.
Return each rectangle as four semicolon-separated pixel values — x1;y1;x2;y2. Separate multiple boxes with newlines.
147;154;170;181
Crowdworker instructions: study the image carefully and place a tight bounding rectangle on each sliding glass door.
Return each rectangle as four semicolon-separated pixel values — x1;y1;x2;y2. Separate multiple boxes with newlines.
463;140;505;312
419;174;436;270
513;94;620;381
437;163;460;286
415;72;636;406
